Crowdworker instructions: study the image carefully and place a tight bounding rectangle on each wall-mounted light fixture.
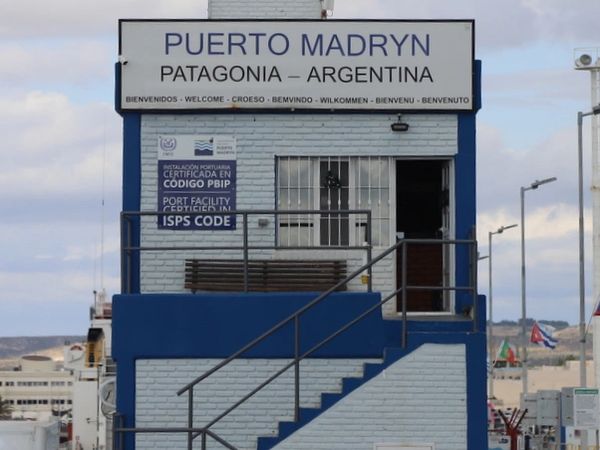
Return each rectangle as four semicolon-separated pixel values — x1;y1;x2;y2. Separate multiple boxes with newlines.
390;114;410;132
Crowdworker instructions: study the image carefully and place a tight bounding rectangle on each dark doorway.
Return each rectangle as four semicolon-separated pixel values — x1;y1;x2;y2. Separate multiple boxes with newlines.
396;160;447;312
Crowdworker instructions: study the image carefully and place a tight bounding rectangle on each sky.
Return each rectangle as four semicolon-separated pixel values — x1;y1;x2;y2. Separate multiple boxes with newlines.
1;0;599;336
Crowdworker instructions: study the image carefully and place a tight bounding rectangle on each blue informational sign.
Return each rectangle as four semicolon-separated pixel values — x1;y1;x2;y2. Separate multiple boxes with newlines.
157;135;237;230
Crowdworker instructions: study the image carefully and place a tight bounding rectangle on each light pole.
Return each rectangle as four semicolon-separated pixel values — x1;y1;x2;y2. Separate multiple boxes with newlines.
577;105;600;388
520;177;557;395
487;224;518;399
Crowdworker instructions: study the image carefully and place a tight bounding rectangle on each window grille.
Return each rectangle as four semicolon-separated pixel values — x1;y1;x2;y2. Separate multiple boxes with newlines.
276;156;392;247
355;157;390;247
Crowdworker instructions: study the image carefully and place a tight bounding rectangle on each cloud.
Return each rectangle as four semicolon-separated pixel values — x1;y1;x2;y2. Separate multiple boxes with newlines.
0;41;113;87
0;92;121;198
476;121;591;214
0;271;120;336
478;204;591;243
484;67;589;108
1;0;208;38
336;0;600;50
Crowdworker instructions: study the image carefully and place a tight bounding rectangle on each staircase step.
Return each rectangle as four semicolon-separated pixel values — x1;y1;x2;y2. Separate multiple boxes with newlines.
277;421;297;441
363;362;384;380
257;356;395;450
257;435;280;450
320;391;343;409
298;407;320;422
341;376;363;394
384;347;408;363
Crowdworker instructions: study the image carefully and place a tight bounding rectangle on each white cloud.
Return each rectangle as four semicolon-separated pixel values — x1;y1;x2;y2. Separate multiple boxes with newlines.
476;122;589;213
1;0;208;38
0;92;121;198
478;204;591;243
336;0;600;50
0;271;120;336
0;41;113;87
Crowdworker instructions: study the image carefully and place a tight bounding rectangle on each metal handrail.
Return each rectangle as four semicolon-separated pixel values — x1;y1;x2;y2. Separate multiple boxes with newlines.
114;226;478;450
120;209;373;294
111;413;237;450
173;236;477;449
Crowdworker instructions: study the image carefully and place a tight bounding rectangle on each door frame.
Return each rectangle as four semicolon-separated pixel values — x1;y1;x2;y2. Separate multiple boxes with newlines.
394;157;455;315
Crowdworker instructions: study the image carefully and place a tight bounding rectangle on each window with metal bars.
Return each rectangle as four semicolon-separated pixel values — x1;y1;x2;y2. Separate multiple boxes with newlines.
276;156;391;247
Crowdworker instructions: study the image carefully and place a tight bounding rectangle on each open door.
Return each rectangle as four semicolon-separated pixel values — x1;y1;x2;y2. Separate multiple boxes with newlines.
396;160;450;312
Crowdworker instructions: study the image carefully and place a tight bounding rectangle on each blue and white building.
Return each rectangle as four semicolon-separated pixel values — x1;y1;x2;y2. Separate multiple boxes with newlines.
111;1;487;449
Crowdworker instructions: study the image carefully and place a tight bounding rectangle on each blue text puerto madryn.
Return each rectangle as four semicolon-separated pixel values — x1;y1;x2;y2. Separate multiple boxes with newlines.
164;32;430;57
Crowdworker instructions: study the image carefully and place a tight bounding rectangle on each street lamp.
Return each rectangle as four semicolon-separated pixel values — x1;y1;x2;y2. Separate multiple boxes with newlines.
520;177;557;395
487;223;518;399
577;105;600;388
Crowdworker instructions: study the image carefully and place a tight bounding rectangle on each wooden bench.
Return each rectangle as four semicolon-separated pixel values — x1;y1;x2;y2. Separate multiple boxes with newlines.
184;259;347;293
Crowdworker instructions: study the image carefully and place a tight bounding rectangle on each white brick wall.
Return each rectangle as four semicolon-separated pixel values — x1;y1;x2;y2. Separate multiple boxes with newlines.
135;358;378;450
208;0;321;19
134;345;466;450
139;113;457;317
272;344;467;450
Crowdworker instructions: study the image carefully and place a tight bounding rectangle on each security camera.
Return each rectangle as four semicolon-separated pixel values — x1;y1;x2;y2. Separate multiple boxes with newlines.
321;0;334;18
574;48;600;70
118;55;128;65
575;54;592;68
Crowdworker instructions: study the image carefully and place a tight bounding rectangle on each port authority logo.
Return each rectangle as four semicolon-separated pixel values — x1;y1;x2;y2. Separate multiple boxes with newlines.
159;136;177;153
194;139;214;156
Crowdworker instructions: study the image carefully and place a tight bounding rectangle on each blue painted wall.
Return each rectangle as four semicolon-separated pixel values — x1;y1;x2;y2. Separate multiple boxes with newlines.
112;292;487;449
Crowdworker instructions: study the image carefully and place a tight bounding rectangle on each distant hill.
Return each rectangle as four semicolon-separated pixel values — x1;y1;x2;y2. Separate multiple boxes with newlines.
0;336;85;359
494;319;570;330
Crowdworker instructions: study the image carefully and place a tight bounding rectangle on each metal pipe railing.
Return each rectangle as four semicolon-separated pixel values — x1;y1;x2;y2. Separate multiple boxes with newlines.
173;237;477;448
120;209;373;294
114;212;479;449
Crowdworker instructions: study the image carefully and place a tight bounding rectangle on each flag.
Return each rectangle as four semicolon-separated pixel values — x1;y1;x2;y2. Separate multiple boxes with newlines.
496;338;517;364
530;322;557;349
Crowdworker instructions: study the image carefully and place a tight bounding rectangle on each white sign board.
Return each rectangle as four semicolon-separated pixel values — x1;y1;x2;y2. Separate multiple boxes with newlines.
574;388;600;429
119;20;474;111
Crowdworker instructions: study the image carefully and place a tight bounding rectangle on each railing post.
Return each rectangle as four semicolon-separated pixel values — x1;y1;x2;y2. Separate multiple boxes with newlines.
294;315;300;422
119;214;133;295
188;387;194;450
112;414;118;450
202;430;207;450
471;231;479;332
401;241;408;348
243;212;249;292
366;210;373;292
119;414;124;450
127;217;132;294
120;214;126;294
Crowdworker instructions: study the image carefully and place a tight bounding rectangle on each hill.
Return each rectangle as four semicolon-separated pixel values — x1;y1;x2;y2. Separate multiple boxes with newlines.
0;336;84;360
